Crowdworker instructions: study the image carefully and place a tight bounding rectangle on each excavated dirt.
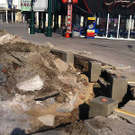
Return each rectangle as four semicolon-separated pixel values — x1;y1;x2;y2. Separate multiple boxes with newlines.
0;31;94;134
65;121;90;135
0;30;8;37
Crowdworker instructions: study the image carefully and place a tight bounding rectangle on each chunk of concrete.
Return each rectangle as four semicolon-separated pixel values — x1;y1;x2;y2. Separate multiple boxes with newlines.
84;116;135;135
17;74;43;91
0;63;4;70
114;100;135;124
0;72;7;83
57;94;77;113
109;75;128;102
89;96;118;117
63;51;74;64
58;76;77;86
88;61;101;83
53;58;68;73
38;115;55;127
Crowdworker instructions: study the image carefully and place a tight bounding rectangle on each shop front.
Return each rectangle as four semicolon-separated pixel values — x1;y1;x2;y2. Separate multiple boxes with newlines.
76;0;135;40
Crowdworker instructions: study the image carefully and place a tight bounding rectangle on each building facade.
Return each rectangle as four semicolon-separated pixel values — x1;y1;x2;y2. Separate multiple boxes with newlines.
0;0;21;23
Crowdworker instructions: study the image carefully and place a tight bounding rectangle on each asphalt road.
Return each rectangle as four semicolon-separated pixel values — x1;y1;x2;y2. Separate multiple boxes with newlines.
2;23;135;80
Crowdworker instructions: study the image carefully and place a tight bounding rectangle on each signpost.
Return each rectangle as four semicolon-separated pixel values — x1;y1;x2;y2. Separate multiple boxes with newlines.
62;0;78;38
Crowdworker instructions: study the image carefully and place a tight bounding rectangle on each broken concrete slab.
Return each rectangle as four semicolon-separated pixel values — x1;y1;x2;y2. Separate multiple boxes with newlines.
122;100;135;113
58;76;77;86
114;100;135;124
53;58;68;73
89;96;118;117
84;116;135;135
114;108;135;124
0;72;7;83
88;61;101;83
16;74;43;91
110;75;128;102
38;115;55;127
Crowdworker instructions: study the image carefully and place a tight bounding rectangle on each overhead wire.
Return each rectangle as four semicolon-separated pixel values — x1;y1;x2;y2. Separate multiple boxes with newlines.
73;4;92;15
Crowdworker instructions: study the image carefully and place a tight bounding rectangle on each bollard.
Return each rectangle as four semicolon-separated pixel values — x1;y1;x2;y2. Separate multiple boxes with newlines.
109;75;128;102
88;61;101;82
89;96;118;117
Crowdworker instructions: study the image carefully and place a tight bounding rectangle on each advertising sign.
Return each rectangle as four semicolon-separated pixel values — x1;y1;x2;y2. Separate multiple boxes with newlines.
87;17;96;39
21;0;31;12
67;4;72;33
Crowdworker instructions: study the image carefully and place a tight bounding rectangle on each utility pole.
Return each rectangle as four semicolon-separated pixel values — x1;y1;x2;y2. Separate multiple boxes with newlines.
54;0;58;31
47;0;52;37
43;11;46;33
30;0;35;34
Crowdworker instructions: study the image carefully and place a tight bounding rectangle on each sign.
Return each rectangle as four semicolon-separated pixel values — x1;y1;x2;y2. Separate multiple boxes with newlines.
88;17;96;21
87;17;96;39
77;0;135;15
33;0;48;11
21;0;31;12
67;4;73;33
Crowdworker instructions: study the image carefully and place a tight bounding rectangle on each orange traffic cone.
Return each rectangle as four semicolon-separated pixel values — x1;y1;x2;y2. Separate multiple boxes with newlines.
65;32;70;38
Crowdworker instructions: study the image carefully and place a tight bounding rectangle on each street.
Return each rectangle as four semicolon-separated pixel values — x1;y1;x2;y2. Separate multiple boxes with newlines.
2;23;135;80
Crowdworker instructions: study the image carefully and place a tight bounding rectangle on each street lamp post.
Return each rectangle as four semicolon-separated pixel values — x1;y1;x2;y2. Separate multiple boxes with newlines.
46;0;52;37
30;0;35;34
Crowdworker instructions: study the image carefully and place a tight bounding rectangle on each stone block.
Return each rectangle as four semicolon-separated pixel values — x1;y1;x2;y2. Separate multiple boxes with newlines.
89;96;118;117
88;61;101;82
109;75;128;102
63;51;74;64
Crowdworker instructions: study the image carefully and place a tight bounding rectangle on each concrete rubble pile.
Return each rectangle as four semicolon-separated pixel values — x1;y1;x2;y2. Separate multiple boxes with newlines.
0;31;94;134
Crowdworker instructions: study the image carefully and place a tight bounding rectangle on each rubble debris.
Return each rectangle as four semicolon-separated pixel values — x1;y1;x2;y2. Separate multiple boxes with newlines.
114;65;131;71
0;30;8;37
65;121;90;135
0;72;7;83
17;74;44;91
78;51;92;55
38;115;55;127
0;33;94;134
53;58;68;73
0;85;8;100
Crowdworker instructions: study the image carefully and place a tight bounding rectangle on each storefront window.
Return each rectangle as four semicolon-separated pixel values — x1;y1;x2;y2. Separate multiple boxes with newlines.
108;14;118;38
119;15;129;39
130;15;135;39
95;13;107;37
